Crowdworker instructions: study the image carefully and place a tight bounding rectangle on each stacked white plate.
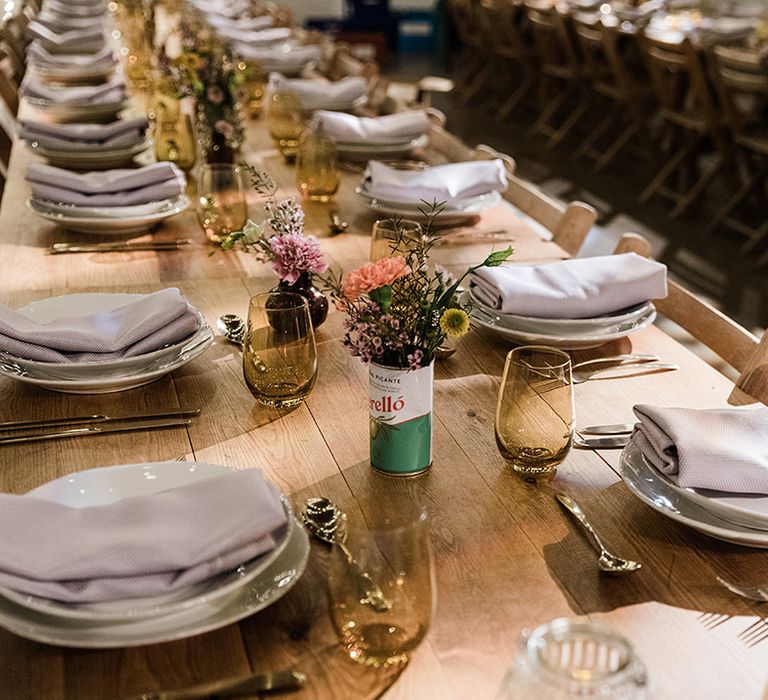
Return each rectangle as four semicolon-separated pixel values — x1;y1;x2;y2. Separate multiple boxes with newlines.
337;133;429;162
26;194;190;235
463;291;656;349
356;179;501;225
0;461;309;647
30;61;119;85
26;96;130;123
22;137;152;169
0;293;213;393
620;440;768;548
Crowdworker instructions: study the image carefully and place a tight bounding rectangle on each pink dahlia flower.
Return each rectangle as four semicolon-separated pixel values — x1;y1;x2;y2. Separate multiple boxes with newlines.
269;233;328;285
342;257;409;301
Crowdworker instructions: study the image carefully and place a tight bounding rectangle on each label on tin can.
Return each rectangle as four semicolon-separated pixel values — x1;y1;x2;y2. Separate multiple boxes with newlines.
369;362;433;475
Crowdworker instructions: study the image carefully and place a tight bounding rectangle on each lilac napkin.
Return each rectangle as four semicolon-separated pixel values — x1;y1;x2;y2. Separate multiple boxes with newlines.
190;0;251;18
233;42;321;68
268;74;367;109
26;162;186;206
0;288;201;363
630;405;768;494
0;467;287;603
33;12;106;32
207;14;274;31
19;117;149;150
42;0;106;17
364;159;508;202
467;253;668;318
312;110;431;142
27;42;115;69
25;21;106;52
21;76;125;105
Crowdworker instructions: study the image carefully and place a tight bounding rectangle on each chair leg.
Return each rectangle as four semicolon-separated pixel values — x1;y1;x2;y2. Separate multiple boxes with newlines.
639;128;697;204
527;83;571;138
495;72;532;123
546;96;589;149
670;154;724;218
705;158;768;237
572;111;616;161
458;60;495;104
595;117;644;172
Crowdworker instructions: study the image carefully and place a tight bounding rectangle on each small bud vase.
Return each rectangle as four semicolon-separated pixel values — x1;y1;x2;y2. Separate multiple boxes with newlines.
273;272;328;328
369;361;434;476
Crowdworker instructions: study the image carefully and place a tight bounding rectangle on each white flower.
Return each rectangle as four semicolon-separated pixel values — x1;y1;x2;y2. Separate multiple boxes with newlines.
241;218;266;244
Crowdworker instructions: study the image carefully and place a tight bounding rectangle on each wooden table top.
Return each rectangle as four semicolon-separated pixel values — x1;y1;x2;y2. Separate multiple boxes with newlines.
1;98;767;700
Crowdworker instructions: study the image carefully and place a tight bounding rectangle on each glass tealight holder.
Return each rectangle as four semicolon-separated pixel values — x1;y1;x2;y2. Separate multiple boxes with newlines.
266;90;303;162
496;619;648;699
154;113;196;172
195;164;248;244
243;292;318;408
238;59;266;119
369;218;423;261
296;128;339;203
495;345;574;479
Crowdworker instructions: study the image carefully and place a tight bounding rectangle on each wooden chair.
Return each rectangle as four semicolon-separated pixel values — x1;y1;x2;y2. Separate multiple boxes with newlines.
570;14;652;170
445;0;492;103
614;232;767;405
637;33;732;218
426;123;597;254
707;45;768;260
0;48;18;116
523;2;590;149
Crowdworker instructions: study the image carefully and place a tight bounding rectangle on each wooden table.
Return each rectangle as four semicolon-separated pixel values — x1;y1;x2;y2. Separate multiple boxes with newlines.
1;100;768;700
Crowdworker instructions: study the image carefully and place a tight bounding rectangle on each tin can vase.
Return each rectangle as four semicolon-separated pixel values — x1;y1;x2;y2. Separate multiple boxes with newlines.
369;362;434;476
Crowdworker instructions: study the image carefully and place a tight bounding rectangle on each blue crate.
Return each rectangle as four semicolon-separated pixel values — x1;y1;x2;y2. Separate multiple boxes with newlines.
398;11;435;53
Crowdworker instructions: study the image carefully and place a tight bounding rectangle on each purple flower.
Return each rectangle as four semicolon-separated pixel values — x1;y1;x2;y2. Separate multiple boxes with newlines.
407;349;423;370
207;85;225;104
214;120;234;139
268;233;328;285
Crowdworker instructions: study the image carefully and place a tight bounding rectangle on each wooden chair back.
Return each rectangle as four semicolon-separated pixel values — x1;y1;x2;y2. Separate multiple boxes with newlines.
614;233;761;383
324;42;378;82
0;48;18;116
476;0;528;61
525;2;580;79
426;124;597;254
711;45;768;140
446;0;482;48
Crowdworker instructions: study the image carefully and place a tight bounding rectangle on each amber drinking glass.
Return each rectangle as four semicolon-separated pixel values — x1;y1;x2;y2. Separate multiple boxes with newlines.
495;346;574;479
369;219;422;261
328;508;435;667
243;292;318;408
154;114;196;171
296;128;339;202
195;164;248;244
266;91;303;161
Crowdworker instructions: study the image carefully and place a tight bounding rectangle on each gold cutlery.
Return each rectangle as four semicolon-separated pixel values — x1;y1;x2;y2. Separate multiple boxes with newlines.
574;435;630;450
50;239;195;254
433;229;514;246
0;408;200;432
572;354;659;369
555;493;642;574
131;668;307;700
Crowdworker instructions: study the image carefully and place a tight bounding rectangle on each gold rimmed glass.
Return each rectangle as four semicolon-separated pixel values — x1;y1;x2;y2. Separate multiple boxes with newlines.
195;164;248;244
328;507;435;667
243;292;318;408
495;345;574;479
266;91;303;161
369;219;422;261
296;128;339;202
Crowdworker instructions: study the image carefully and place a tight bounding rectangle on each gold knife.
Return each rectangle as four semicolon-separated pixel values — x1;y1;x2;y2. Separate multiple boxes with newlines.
50;240;194;254
0;408;201;432
0;417;193;445
130;669;307;700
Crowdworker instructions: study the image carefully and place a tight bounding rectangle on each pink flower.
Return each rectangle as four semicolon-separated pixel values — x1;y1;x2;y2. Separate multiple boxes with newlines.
269;233;328;285
342;257;409;302
207;85;225;104
214;120;234;139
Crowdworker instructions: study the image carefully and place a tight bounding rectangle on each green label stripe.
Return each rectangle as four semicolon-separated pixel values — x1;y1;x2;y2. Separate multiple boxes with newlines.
370;413;432;474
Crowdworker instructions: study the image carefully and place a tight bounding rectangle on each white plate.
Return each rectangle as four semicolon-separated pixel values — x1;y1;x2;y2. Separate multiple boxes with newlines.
31;197;178;219
0;293;210;382
356;184;501;224
0;462;295;621
26;98;130;123
0;525;309;647
337;134;428;161
27;194;190;235
620;441;768;548
23;138;151;169
463;291;656;349
469;296;654;335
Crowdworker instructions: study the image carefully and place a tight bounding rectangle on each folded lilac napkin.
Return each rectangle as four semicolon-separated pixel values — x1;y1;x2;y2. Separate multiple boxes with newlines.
42;0;106;17
0;288;201;363
217;25;292;45
268;73;367;109
630;405;768;494
467;253;668;318
33;12;106;32
233;42;321;68
0;467;287;603
207;13;274;31
27;42;115;69
21;76;125;105
20;117;149;150
312;110;431;142
190;0;251;18
364;159;508;202
26;162;186;206
26;20;106;51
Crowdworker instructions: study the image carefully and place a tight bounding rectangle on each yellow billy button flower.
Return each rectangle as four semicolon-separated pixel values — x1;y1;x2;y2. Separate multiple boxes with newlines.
439;308;470;338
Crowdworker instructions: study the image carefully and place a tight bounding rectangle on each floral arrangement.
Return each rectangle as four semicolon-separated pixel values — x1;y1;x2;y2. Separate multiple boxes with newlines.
220;165;328;285
167;18;245;157
326;209;513;370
